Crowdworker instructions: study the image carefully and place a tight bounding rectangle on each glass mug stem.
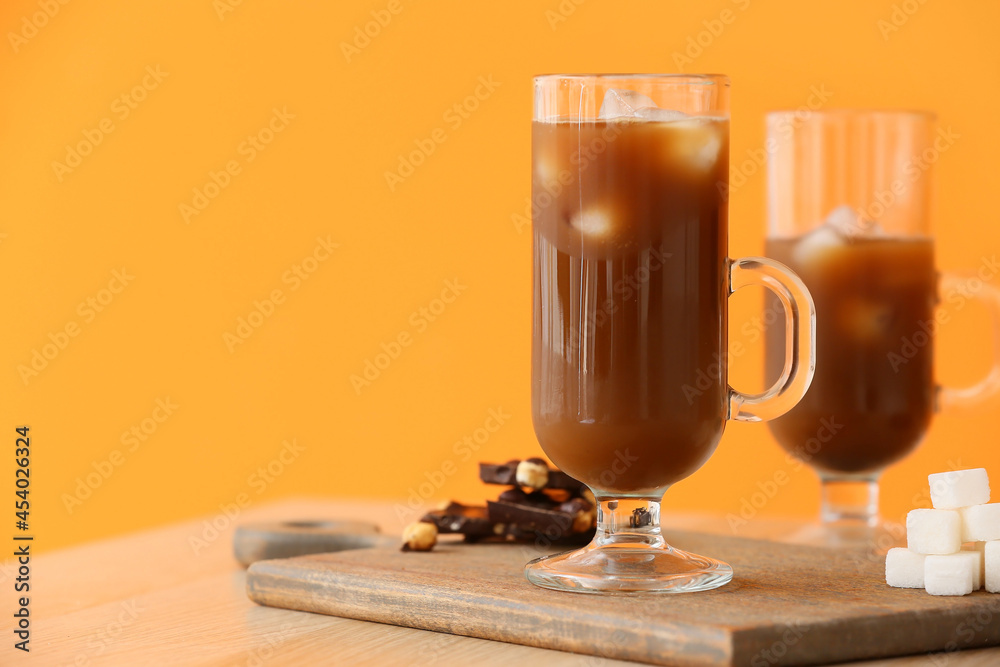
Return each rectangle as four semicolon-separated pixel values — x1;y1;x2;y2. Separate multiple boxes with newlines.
594;497;664;547
819;475;880;527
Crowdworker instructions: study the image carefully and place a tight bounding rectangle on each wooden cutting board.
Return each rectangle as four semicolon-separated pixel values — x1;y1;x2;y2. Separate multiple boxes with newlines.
245;530;1000;666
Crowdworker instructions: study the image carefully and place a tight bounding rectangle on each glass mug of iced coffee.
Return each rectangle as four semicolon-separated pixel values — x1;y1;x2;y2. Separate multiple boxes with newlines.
528;74;816;593
764;110;1000;542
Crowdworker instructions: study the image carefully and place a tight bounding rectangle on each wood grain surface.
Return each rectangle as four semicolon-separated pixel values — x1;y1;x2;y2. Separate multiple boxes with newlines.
247;528;1000;667
233;519;395;565
3;498;998;666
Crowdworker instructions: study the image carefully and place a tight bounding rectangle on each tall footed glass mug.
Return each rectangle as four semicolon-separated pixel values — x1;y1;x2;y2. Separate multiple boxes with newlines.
528;74;816;594
764;110;1000;547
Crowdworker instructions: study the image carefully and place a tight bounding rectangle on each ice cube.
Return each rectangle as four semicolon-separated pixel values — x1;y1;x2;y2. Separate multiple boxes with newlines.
825;206;862;236
663;119;722;174
837;298;893;341
535;157;557;188
824;205;885;238
636;107;689;122
791;224;848;267
599;89;659;119
599;88;691;122
569;207;614;238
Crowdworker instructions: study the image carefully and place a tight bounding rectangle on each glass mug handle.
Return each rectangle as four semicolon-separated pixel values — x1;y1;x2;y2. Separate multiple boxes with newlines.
936;271;1000;409
728;257;817;422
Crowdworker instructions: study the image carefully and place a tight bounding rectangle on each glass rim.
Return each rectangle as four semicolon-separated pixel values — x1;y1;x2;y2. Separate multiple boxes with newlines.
766;108;936;121
534;73;730;86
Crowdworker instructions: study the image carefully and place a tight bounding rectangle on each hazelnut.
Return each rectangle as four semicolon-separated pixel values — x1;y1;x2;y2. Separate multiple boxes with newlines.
516;458;550;490
572;508;596;533
561;498;596;533
401;521;437;552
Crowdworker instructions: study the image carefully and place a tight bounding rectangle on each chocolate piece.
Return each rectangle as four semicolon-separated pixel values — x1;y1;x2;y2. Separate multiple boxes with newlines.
479;460;587;492
487;500;576;538
560;498;597;533
497;487;528;504
504;524;593;545
498;488;559;509
421;502;496;540
422;497;594;545
630;507;652;528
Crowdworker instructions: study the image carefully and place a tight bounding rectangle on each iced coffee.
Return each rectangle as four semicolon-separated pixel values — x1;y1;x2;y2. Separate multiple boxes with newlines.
765;212;936;474
531;90;729;494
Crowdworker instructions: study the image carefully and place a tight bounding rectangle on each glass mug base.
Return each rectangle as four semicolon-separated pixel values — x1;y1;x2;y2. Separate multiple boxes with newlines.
780;521;904;554
524;498;733;594
525;543;733;594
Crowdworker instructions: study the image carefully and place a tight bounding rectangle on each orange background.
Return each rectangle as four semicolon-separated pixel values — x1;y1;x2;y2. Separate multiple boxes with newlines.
2;0;998;553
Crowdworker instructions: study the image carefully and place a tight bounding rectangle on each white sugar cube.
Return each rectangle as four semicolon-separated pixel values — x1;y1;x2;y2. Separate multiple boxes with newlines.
929;469;990;510
963;542;987;589
907;508;962;555
925;554;976;596
953;550;983;590
987;541;1000;593
959;504;1000;542
885;548;926;588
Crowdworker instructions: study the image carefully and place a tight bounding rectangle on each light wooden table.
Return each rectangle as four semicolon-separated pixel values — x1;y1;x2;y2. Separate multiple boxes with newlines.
3;498;996;666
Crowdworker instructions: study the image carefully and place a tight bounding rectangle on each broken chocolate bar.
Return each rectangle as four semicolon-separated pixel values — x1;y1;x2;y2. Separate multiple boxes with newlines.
487;500;577;538
479;460;586;492
421;498;595;545
421;502;500;541
497;487;560;509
